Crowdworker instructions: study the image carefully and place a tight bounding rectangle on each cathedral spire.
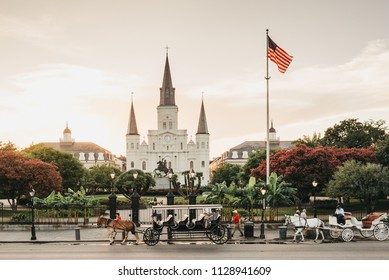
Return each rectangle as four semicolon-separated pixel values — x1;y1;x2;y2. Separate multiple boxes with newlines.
196;97;209;134
127;93;139;135
159;52;175;106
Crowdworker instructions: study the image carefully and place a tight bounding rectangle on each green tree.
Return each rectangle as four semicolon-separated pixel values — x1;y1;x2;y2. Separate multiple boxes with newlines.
260;172;297;209
327;160;389;212
205;182;240;206
293;132;322;148
210;163;242;186
241;150;267;185
23;144;86;191
83;164;121;194
321;118;386;148
376;134;389;167
232;178;260;221
115;169;155;199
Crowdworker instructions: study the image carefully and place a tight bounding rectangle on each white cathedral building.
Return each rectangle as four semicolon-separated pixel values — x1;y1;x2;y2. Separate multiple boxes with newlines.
125;54;210;186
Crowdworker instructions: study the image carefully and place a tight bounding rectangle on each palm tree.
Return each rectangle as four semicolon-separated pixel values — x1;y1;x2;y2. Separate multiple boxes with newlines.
205;182;239;205
259;172;297;220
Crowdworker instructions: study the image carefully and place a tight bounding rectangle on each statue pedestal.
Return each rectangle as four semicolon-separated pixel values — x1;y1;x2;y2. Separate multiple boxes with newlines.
155;177;170;189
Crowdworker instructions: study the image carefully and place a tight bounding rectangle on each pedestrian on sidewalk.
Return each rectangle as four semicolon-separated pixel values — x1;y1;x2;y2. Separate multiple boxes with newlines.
231;210;244;237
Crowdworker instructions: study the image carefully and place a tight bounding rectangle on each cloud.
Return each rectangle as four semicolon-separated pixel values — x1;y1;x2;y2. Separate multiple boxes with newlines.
196;39;389;156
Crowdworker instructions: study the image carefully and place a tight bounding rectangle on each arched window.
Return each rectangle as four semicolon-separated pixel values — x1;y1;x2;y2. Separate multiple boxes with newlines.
142;161;146;170
201;161;205;168
131;161;135;168
190;161;194;169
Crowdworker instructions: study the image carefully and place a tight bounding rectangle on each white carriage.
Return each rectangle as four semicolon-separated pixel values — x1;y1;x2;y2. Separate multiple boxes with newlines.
142;204;229;246
328;212;389;242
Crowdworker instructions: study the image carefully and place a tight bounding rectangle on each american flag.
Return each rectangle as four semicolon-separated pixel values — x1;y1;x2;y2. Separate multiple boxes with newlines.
268;36;293;73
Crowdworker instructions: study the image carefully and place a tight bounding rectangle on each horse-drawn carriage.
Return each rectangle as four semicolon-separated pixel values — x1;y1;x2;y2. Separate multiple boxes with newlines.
327;212;389;242
142;204;229;246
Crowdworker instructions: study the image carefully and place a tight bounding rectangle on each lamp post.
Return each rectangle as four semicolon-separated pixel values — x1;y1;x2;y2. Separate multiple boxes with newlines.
259;187;267;239
29;188;37;240
188;169;198;221
109;171;117;220
189;169;197;204
131;171;140;226
312;179;318;218
166;169;175;206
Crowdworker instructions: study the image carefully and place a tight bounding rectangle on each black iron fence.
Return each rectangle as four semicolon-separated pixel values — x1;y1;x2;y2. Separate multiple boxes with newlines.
0;203;379;226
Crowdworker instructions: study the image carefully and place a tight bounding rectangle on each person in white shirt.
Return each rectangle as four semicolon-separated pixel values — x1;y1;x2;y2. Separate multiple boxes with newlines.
300;209;307;220
334;204;345;224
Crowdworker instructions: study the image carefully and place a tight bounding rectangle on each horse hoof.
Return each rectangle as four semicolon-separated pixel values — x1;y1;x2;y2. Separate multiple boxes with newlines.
314;240;317;243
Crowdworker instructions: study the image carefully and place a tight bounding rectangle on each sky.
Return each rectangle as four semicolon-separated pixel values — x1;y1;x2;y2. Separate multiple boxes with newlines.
1;0;389;159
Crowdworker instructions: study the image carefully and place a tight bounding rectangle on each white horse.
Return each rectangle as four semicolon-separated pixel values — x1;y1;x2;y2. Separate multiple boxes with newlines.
284;215;325;242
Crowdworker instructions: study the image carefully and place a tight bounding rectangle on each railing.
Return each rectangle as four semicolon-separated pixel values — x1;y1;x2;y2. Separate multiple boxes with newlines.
0;203;375;226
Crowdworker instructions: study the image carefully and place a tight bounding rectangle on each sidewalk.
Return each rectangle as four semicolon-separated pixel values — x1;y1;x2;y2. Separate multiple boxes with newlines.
0;223;287;244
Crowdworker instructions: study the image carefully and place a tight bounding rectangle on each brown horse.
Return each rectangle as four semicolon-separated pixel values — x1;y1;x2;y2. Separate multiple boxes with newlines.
96;215;140;245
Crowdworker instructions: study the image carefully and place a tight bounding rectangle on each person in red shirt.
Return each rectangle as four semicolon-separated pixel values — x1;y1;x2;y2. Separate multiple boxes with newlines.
231;210;244;237
113;212;122;227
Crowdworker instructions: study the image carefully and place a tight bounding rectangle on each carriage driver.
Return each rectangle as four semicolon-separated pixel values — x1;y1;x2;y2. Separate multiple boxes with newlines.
334;204;345;225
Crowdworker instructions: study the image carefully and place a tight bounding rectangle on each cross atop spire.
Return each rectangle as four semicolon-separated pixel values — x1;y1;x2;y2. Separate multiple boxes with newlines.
165;45;169;56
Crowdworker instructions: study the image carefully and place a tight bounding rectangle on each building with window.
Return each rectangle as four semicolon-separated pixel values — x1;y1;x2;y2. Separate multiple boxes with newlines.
126;53;210;186
42;122;119;169
209;122;294;173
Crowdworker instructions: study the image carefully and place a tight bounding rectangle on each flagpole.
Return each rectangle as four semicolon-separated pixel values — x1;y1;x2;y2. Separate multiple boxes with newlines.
265;29;270;185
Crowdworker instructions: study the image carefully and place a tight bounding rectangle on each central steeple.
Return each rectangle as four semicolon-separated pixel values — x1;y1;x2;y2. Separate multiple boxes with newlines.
159;52;176;106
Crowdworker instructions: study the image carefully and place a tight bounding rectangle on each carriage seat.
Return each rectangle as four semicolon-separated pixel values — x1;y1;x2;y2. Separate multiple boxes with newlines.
344;212;352;220
362;212;385;228
178;214;189;225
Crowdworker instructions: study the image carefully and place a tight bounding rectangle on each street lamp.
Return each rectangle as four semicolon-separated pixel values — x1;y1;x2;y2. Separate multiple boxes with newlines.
188;169;198;221
188;169;198;205
29;188;37;240
312;179;318;218
166;169;175;206
132;171;138;193
260;187;267;239
131;171;140;226
109;171;117;219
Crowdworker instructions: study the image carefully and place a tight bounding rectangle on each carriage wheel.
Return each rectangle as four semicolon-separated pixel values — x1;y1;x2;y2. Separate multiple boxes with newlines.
360;229;374;238
341;228;354;242
143;228;160;246
373;223;389;241
329;226;341;239
209;225;227;244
